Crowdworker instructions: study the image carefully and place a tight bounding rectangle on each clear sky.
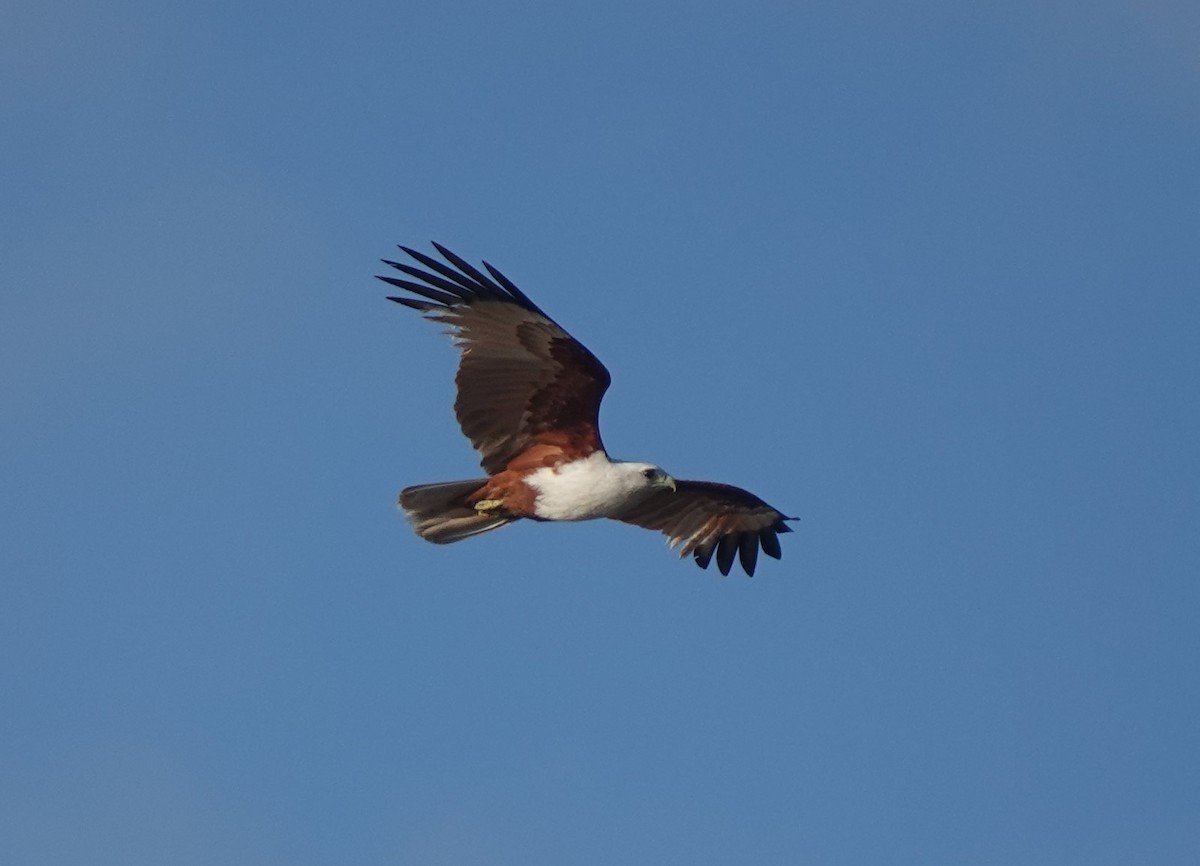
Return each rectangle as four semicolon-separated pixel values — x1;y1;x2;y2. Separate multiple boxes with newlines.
3;1;1198;863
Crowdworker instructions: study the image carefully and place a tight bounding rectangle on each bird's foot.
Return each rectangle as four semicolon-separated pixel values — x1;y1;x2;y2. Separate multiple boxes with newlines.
474;499;504;512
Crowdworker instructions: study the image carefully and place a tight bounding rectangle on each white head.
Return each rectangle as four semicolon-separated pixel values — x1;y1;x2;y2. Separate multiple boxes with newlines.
617;461;677;494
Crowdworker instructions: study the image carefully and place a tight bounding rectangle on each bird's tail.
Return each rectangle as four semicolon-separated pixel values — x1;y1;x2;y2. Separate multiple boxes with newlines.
398;479;515;544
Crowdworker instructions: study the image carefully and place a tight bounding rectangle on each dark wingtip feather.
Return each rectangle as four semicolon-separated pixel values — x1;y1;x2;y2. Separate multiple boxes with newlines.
715;535;739;577
738;534;758;577
693;544;715;570
387;296;438;312
377;275;461;306
759;529;782;560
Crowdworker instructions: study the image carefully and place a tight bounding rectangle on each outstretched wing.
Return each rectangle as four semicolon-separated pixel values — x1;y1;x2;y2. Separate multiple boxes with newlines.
379;243;611;475
614;480;795;577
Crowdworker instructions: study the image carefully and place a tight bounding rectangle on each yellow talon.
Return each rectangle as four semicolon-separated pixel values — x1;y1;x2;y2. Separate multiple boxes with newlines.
474;499;503;512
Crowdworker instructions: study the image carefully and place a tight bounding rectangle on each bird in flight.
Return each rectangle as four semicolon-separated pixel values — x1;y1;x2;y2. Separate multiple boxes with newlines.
378;243;795;576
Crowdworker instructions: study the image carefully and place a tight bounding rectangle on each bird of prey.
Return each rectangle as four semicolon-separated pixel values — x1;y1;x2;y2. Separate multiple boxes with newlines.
379;243;795;576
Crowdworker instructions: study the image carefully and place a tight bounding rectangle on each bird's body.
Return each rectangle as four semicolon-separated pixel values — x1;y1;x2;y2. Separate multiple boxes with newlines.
379;243;795;576
523;454;672;522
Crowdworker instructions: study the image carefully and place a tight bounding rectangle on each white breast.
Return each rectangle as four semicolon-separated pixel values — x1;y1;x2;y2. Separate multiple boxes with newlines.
524;452;652;521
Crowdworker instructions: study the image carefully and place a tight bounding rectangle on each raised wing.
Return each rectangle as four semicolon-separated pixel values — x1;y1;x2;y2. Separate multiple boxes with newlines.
379;243;611;475
614;480;795;577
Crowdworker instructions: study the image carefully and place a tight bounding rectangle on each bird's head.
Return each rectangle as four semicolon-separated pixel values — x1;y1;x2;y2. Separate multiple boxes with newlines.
630;462;677;492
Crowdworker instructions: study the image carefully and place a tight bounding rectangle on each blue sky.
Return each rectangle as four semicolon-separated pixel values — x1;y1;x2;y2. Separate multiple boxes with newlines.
3;1;1198;863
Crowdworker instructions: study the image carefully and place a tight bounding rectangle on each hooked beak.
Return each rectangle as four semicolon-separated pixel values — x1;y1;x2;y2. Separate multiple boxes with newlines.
660;474;677;492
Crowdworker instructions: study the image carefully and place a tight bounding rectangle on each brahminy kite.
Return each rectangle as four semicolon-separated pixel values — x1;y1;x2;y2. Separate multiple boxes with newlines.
379;243;795;576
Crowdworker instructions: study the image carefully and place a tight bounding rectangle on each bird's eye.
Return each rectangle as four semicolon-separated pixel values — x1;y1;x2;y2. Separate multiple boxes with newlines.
642;468;657;479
